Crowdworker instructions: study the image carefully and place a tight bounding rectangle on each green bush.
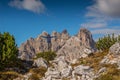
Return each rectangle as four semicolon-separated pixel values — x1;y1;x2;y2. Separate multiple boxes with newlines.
96;34;120;51
36;51;56;62
0;32;18;70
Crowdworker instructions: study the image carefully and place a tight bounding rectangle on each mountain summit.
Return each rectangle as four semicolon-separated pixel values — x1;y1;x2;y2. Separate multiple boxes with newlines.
18;28;96;61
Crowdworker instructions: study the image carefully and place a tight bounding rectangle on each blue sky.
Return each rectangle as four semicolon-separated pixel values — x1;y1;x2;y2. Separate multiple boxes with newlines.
0;0;120;46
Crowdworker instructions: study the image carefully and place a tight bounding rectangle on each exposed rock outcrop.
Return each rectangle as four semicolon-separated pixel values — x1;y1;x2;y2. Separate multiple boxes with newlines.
77;28;95;49
18;30;70;60
57;28;96;62
33;58;48;68
43;56;95;80
101;42;120;68
18;28;96;62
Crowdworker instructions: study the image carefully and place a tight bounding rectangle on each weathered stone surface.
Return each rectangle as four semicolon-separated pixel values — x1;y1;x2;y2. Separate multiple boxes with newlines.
33;58;48;68
57;36;95;62
109;42;120;55
18;30;70;60
72;65;95;80
77;28;96;49
98;67;106;74
56;28;96;62
50;56;69;72
73;65;91;75
61;66;72;78
45;68;61;79
101;42;120;68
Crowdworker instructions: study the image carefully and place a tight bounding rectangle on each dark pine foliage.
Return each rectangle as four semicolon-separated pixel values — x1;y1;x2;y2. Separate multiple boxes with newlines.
96;34;120;51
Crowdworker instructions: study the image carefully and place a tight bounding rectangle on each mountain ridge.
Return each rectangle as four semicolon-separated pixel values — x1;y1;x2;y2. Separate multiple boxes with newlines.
18;28;96;61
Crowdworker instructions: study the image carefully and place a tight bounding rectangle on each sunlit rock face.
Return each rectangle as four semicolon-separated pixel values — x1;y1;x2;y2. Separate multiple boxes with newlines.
18;28;96;61
101;42;120;69
57;28;96;62
18;30;70;60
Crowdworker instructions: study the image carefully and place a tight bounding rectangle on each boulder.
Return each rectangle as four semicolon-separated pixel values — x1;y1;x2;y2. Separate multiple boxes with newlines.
33;58;48;68
72;65;94;80
61;66;72;78
51;56;69;72
45;68;61;79
73;65;91;75
109;42;120;55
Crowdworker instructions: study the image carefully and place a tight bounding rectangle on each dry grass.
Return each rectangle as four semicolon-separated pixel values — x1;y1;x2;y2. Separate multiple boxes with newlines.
71;50;108;72
94;60;120;80
0;71;23;80
62;78;71;80
29;67;47;79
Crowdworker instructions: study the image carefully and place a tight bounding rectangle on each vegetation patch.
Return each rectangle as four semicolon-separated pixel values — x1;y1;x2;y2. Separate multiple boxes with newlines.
36;51;56;62
0;32;18;70
0;71;23;80
96;34;120;51
71;50;108;72
95;64;120;80
29;67;47;79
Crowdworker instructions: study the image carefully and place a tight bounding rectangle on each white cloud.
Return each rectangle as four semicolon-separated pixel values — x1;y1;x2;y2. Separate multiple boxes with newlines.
9;0;46;14
91;28;120;35
86;0;120;18
81;22;107;28
82;0;120;29
96;0;120;17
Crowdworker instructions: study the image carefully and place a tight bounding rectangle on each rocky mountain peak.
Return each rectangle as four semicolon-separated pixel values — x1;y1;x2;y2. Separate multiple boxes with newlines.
62;29;68;34
18;28;96;61
77;28;95;49
41;31;48;36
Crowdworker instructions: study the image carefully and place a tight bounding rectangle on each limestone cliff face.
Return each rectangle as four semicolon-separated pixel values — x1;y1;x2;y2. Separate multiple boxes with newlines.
18;28;96;61
57;28;96;62
77;28;95;49
18;30;70;60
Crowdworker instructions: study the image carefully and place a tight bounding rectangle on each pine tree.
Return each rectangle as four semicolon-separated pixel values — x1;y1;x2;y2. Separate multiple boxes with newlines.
96;34;119;51
0;32;18;68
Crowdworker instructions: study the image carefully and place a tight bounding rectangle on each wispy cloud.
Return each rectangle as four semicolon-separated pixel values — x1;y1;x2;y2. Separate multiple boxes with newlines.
81;22;107;28
91;28;120;35
86;0;120;18
9;0;46;14
95;0;120;17
82;0;120;37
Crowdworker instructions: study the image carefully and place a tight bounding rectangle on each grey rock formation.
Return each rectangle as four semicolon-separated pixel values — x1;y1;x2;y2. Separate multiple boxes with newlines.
109;42;120;55
18;28;96;61
56;28;96;62
18;30;70;60
18;31;48;60
45;68;61;79
77;28;95;49
33;58;48;68
101;42;120;68
43;55;97;80
51;30;70;52
73;65;94;80
61;66;72;78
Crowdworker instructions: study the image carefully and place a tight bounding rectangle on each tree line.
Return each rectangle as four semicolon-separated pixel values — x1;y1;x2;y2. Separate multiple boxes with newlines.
96;34;120;51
